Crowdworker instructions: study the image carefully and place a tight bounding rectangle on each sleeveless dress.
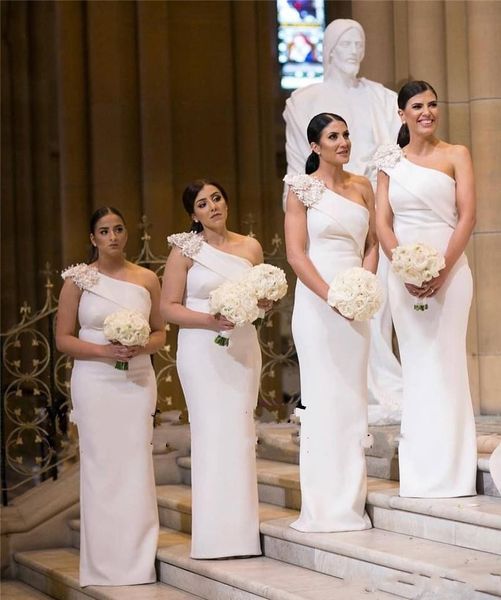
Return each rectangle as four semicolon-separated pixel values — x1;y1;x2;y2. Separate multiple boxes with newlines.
167;233;261;558
62;264;159;586
284;174;372;532
375;145;477;498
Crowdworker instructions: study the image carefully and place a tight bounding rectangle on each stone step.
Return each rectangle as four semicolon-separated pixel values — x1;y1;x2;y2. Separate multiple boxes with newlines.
1;579;52;599
478;453;501;497
256;422;501;496
15;529;412;600
68;495;295;548
261;517;501;599
68;485;501;597
13;533;202;600
156;542;409;600
368;486;501;555
178;456;501;554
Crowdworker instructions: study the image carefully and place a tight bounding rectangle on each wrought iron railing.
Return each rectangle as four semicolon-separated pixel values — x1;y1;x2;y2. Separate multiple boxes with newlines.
1;216;298;504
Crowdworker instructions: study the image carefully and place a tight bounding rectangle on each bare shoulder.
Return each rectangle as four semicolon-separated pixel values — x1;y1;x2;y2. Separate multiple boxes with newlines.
230;232;263;265
345;172;373;198
350;173;372;192
127;262;160;288
234;232;262;252
440;142;471;162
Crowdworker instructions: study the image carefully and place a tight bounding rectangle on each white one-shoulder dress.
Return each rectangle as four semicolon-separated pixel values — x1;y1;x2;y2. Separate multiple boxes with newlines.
63;264;159;587
376;145;477;498
285;174;372;532
168;233;261;558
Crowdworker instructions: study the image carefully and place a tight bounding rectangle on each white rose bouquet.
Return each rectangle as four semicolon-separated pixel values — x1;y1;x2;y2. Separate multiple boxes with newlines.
244;264;288;322
103;309;151;370
391;242;445;311
208;280;261;346
244;263;288;301
327;267;384;321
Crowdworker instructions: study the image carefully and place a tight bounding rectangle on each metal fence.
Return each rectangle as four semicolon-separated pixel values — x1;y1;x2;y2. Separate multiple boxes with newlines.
1;216;298;505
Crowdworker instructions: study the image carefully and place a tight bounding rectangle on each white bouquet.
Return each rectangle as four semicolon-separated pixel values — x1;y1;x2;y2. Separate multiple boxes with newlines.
244;263;288;322
327;267;384;321
208;280;261;346
391;242;445;311
244;264;288;301
103;309;151;370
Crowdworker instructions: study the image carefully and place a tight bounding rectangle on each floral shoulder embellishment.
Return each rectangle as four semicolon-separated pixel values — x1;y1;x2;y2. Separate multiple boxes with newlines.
283;174;325;208
372;144;403;169
167;232;203;258
61;263;99;290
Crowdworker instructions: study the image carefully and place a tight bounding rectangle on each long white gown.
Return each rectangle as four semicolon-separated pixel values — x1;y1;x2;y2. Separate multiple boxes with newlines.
168;233;261;559
63;265;159;586
377;146;477;498
284;174;372;532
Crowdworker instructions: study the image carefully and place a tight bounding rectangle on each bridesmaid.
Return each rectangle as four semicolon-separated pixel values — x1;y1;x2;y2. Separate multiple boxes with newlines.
375;80;477;497
284;113;377;532
56;207;165;586
161;179;270;558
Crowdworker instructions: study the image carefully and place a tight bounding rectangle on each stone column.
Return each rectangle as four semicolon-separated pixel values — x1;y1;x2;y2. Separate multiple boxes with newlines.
407;0;449;140
467;0;501;414
87;0;142;257
352;0;396;89
55;2;90;265
136;1;174;254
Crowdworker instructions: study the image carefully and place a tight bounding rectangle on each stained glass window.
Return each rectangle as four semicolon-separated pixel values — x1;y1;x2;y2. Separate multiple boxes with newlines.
277;0;325;90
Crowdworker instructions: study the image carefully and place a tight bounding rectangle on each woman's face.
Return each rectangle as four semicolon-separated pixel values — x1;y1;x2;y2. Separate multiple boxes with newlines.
400;89;438;138
192;185;228;229
312;119;351;167
90;213;127;258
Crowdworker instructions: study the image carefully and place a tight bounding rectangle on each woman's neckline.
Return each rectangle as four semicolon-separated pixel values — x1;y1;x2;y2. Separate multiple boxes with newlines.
402;155;456;183
201;240;254;267
96;269;150;294
310;175;369;214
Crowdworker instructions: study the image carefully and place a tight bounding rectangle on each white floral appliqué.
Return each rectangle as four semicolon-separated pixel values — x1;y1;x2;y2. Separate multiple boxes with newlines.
372;144;403;170
167;232;203;258
61;263;99;290
283;174;325;208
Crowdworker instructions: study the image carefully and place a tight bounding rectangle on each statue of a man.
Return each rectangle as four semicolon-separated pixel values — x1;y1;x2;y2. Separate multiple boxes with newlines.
283;19;402;422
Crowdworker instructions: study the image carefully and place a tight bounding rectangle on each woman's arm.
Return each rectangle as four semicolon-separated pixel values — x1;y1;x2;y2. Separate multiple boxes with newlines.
55;279;129;361
360;178;379;273
160;247;233;331
284;188;329;301
444;145;476;271
375;170;398;260
139;270;166;354
424;146;476;297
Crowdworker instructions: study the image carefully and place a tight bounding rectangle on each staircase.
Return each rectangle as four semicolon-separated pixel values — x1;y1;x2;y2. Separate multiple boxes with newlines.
5;420;501;600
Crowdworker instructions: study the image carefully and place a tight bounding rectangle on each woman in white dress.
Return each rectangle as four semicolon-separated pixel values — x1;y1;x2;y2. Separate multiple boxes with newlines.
375;80;477;497
161;179;270;558
284;113;378;532
56;207;165;586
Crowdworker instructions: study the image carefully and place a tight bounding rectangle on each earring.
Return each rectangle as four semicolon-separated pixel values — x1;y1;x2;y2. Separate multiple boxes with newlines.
193;218;199;223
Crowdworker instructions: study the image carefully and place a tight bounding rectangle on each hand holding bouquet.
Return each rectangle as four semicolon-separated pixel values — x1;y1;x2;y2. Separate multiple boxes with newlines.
103;309;151;369
244;264;288;322
208;280;260;346
391;242;445;311
209;264;288;346
327;267;384;321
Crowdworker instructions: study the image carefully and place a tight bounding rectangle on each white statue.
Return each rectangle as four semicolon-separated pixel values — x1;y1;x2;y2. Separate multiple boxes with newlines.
283;19;402;423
